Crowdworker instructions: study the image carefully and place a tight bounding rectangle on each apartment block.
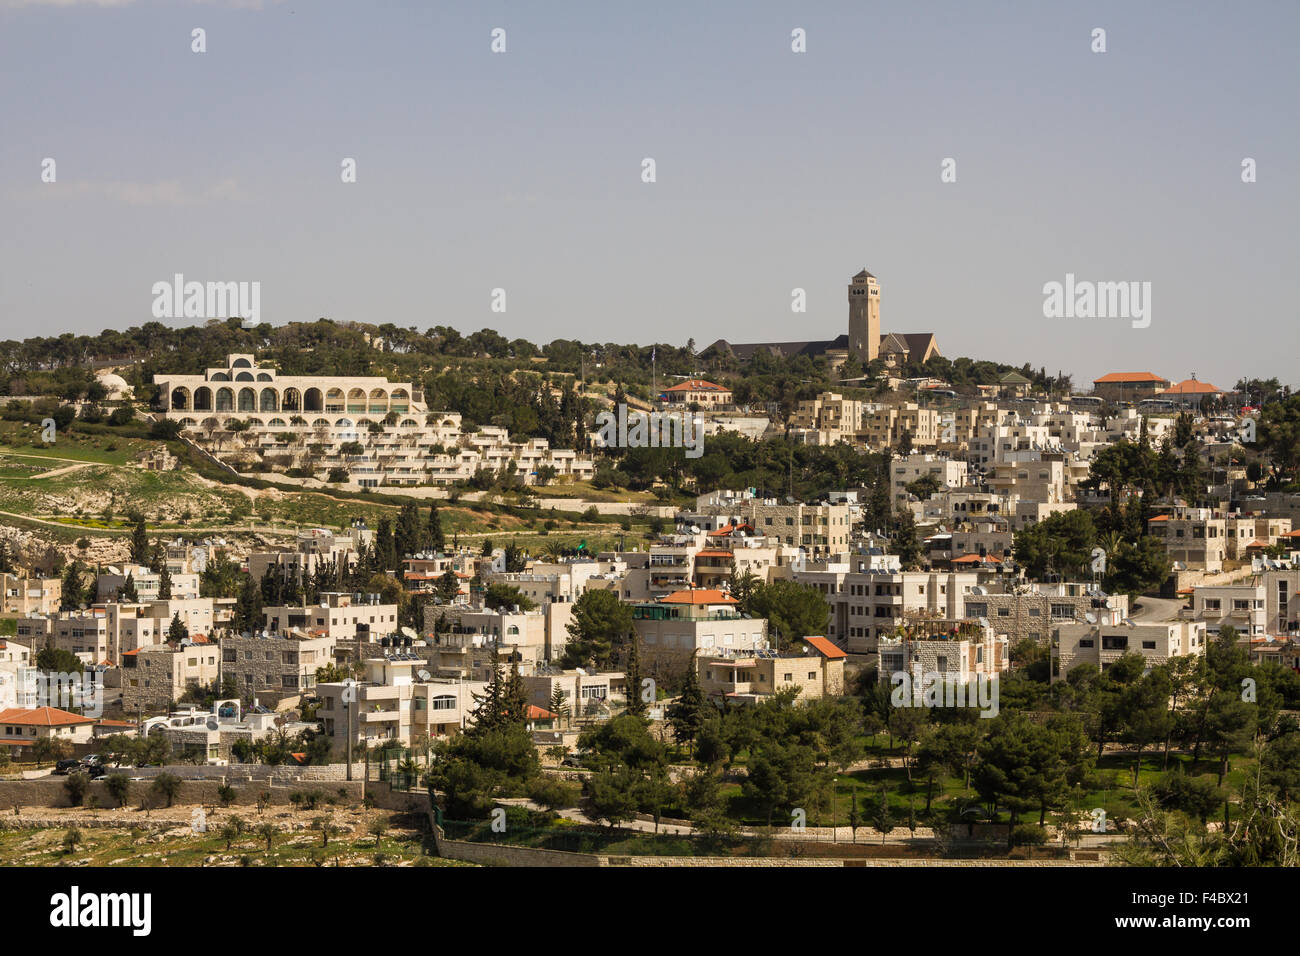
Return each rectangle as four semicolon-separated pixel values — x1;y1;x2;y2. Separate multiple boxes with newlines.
121;640;221;714
631;589;768;663
1053;616;1205;680
793;569;980;654
963;584;1128;646
890;453;969;501
864;403;939;450
0;574;61;615
1148;506;1227;572
747;501;852;556
316;657;487;748
219;631;335;705
698;636;845;704
1189;584;1266;637
263;592;399;642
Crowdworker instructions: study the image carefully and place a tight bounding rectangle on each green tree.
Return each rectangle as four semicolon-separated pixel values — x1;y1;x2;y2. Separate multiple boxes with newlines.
667;654;707;754
129;513;149;564
562;588;633;668
150;773;182;808
745;579;830;650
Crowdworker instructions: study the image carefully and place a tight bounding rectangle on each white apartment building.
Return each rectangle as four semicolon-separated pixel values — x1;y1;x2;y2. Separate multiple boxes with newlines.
0;574;61;615
1148;506;1227;572
263;592;399;642
792;569;982;654
1053;612;1205;680
317;657;487;748
154;354;594;488
890;453;969;501
1189;584;1267;637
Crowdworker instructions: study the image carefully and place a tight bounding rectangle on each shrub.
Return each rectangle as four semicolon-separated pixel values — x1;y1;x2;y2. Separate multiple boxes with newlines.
63;772;90;807
1010;824;1048;846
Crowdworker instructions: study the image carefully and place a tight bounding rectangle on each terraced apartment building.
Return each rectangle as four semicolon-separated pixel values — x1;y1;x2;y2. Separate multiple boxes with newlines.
153;353;594;487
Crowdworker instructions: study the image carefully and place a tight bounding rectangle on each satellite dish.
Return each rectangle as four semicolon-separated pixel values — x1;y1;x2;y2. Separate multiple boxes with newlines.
401;626;417;639
417;669;431;681
1085;612;1097;624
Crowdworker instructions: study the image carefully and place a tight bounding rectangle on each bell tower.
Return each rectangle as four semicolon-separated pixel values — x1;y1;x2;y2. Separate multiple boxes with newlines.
848;269;880;361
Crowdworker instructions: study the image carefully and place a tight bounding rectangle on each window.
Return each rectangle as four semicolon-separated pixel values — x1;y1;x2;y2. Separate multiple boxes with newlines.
1102;635;1128;650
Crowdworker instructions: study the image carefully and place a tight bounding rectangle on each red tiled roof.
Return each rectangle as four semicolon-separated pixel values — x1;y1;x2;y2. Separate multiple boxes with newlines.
664;379;729;393
1149;515;1170;522
526;705;557;720
694;549;734;558
951;553;1000;564
802;636;847;660
1093;372;1168;384
0;707;95;727
707;523;753;537
661;588;738;605
1165;378;1222;395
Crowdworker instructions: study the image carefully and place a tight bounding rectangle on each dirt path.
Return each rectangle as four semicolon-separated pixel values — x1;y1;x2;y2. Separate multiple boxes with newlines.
9;462;93;480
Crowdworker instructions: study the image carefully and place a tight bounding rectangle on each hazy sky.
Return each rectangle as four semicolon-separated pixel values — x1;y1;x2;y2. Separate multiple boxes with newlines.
1;0;1296;391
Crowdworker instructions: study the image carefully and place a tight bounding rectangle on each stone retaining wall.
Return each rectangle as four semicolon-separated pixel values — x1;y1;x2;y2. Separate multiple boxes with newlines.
0;776;429;811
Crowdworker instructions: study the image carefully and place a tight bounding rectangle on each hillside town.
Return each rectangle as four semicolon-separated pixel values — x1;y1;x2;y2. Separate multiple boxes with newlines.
0;267;1295;879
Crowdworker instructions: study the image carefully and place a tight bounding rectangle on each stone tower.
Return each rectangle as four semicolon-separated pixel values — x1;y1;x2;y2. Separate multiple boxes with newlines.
847;269;880;361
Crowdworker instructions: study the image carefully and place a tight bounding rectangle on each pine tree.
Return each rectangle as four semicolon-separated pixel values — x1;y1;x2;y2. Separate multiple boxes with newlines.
470;658;505;733
667;652;707;753
158;560;173;600
0;539;11;574
167;612;186;644
436;566;459;603
503;660;529;727
548;686;571;728
118;572;138;603
624;636;646;718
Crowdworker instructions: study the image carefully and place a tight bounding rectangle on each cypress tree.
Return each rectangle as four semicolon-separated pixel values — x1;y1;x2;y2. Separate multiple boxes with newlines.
425;503;445;553
129;514;149;565
624;636;646;718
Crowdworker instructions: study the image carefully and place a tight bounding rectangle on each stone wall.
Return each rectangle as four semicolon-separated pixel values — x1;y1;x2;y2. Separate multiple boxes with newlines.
0;770;431;812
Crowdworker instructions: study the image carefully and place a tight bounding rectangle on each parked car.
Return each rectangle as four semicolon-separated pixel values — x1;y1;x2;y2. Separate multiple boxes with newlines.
53;759;81;775
560;750;590;769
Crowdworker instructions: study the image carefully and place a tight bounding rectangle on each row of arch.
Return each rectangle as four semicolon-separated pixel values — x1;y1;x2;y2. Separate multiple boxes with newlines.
170;385;411;414
175;416;424;430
